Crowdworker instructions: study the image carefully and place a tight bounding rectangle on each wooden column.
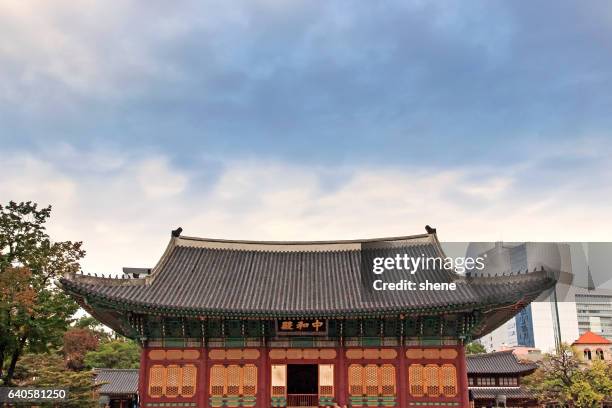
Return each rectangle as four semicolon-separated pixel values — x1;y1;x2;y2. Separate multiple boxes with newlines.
337;343;346;406
200;342;208;408
337;321;346;407
137;345;148;407
398;345;407;408
457;344;470;407
259;344;269;408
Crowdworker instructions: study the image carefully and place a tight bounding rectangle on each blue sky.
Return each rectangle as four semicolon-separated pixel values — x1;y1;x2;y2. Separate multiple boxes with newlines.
1;1;611;273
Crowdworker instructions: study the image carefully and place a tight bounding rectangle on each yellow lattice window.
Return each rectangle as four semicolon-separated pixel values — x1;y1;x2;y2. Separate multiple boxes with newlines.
181;364;197;397
440;364;457;397
364;364;378;396
165;365;181;398
149;365;165;397
210;365;225;396
348;364;363;396
319;364;334;396
226;365;241;395
408;364;424;397
243;364;258;396
271;364;286;397
348;364;396;397
424;364;439;397
380;364;396;396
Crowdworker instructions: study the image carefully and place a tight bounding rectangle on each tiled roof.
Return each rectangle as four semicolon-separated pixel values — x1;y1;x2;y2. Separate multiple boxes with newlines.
470;386;535;399
467;350;537;374
60;231;555;320
572;331;611;345
94;369;138;395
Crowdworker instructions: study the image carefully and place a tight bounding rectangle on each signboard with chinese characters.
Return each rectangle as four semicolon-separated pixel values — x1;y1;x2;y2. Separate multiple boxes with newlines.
276;319;327;336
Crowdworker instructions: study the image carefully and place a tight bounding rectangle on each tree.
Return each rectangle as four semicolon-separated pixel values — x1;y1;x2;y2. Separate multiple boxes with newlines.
0;201;84;384
524;343;612;407
74;315;113;342
16;352;100;408
465;342;486;354
64;328;99;370
0;266;36;378
84;339;141;369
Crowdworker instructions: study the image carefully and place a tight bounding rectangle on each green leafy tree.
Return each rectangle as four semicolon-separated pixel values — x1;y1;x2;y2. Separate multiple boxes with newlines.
84;339;141;369
16;352;100;408
524;343;612;407
0;201;84;384
465;342;486;354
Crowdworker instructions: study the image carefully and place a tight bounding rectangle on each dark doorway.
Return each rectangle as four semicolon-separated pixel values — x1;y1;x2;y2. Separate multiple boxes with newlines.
287;364;318;406
287;364;318;394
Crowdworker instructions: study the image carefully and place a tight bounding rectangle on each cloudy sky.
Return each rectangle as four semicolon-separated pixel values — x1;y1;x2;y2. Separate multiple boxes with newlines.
1;1;611;274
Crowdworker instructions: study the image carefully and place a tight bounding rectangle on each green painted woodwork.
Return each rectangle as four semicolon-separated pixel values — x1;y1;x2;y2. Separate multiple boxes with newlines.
122;313;484;344
210;395;257;407
289;337;314;347
226;320;243;337
363;319;379;336
349;395;397;407
344;320;360;337
383;319;399;337
361;337;382;346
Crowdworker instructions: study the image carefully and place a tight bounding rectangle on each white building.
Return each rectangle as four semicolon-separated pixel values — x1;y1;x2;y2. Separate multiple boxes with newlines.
468;242;579;353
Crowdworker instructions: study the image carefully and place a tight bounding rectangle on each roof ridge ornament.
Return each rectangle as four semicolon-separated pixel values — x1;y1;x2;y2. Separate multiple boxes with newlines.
171;227;183;237
425;225;437;234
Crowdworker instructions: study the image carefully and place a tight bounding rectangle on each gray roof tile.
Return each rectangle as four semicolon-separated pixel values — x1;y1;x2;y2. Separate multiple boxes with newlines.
61;233;556;319
467;351;538;374
469;386;535;399
94;369;138;395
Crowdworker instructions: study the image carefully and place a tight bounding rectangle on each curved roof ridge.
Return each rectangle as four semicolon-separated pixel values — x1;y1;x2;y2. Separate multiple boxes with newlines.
468;349;515;358
94;368;139;372
178;232;432;245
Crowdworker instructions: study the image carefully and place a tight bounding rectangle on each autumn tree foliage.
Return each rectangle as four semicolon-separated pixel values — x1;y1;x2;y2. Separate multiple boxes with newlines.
63;328;99;370
0;201;84;384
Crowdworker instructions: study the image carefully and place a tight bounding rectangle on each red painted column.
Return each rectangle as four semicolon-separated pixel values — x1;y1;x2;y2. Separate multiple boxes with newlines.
457;345;470;407
259;345;269;408
398;346;407;408
337;344;346;407
138;345;148;407
200;344;208;408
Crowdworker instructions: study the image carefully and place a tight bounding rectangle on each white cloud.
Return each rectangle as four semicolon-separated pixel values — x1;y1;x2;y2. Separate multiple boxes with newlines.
1;145;611;276
135;157;189;198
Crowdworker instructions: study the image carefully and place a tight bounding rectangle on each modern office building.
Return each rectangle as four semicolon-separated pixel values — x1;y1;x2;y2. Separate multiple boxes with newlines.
575;288;612;341
468;242;579;353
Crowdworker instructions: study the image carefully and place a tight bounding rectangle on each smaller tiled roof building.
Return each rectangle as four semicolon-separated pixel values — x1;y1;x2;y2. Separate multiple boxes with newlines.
94;369;139;408
467;351;538;408
572;331;612;363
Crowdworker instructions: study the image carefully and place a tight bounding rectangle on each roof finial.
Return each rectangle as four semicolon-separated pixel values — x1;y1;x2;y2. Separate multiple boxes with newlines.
425;225;437;234
171;227;183;237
